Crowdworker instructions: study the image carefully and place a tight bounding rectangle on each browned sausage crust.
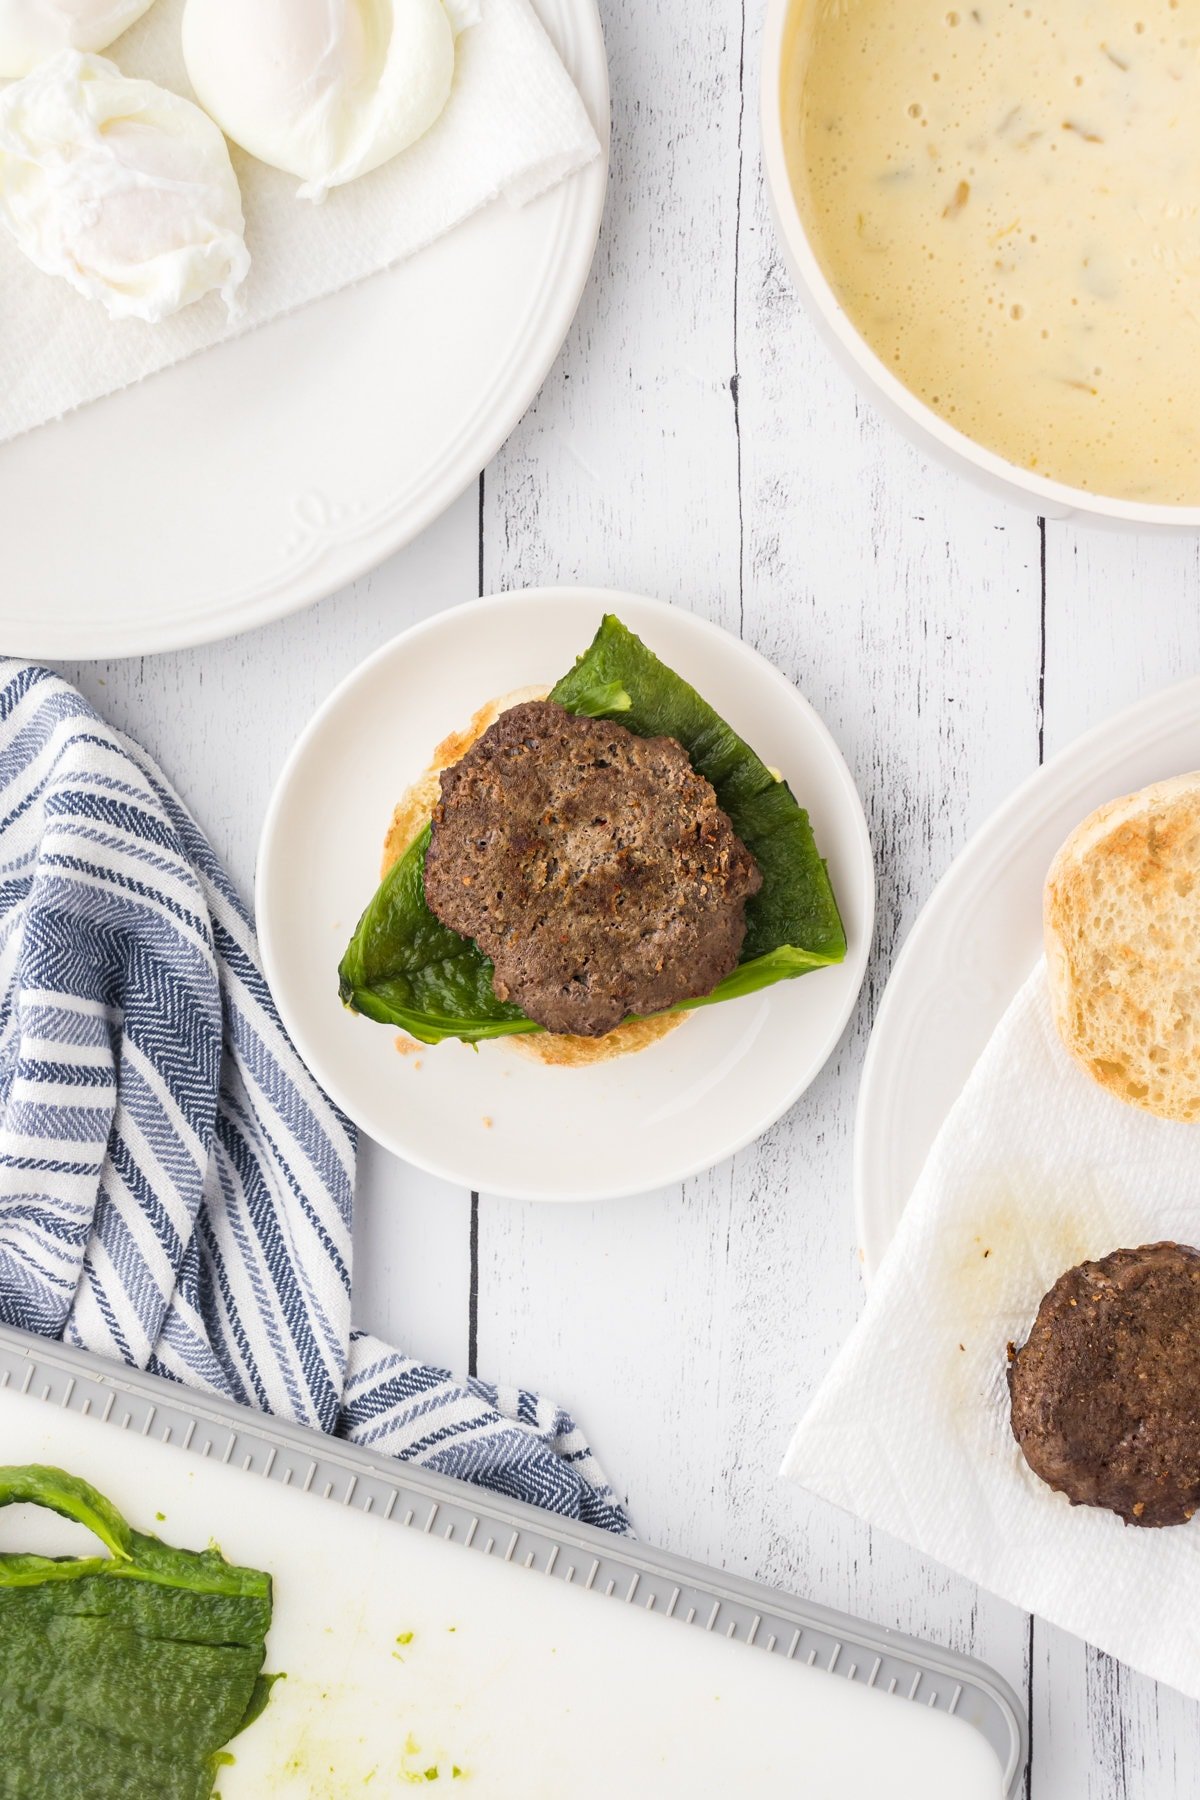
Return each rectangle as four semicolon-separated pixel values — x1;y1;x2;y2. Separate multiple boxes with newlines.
423;700;762;1037
1008;1243;1200;1528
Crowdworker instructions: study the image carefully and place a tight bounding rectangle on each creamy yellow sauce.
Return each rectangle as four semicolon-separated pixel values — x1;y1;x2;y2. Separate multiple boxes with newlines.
784;0;1200;502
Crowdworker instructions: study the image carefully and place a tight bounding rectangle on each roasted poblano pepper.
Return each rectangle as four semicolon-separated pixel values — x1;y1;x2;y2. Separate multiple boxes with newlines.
0;1465;274;1800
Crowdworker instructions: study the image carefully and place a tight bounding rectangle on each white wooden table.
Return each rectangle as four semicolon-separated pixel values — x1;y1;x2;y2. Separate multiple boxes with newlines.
54;3;1200;1792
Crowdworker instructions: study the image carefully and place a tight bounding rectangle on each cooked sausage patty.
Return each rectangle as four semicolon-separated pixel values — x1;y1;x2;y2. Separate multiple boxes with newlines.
1007;1243;1200;1528
423;699;762;1036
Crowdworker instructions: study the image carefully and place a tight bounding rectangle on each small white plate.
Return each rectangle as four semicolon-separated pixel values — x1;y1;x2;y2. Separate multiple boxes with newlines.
855;675;1200;1276
257;587;874;1200
0;0;607;658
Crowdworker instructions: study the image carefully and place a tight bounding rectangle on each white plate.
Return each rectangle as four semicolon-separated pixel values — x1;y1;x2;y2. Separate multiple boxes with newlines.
257;587;874;1201
0;2;607;659
855;675;1200;1276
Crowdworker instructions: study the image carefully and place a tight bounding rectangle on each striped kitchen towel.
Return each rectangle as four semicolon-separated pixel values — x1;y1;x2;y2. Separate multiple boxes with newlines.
0;663;628;1533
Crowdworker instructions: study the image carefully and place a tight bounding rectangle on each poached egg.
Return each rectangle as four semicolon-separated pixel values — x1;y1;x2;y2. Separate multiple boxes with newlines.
0;50;249;322
181;0;458;200
0;0;158;78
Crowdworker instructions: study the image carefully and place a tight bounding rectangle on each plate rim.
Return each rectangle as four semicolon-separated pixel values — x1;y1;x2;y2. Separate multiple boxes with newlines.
854;672;1200;1276
256;584;876;1200
2;0;610;661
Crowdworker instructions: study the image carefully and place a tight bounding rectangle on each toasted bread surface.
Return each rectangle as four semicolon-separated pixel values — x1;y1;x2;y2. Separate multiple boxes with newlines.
1044;772;1200;1121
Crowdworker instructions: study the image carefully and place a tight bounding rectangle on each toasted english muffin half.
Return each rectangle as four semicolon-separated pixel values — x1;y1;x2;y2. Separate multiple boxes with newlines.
381;687;683;1067
1044;772;1200;1121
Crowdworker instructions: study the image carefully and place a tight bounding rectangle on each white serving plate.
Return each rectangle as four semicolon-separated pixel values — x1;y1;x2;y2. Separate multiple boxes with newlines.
257;586;874;1201
0;1;607;658
855;676;1200;1276
760;0;1200;530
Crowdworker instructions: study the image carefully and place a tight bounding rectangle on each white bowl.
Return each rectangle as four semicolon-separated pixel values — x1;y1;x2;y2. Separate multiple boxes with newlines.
760;0;1200;531
256;587;874;1201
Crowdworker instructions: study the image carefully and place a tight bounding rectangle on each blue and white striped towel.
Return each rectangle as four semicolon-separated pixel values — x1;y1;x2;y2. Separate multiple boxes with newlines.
0;663;628;1533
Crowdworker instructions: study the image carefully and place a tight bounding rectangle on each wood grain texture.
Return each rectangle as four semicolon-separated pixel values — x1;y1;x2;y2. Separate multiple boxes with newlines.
1042;528;1200;756
479;0;1036;1742
39;0;1200;1790
54;489;480;1381
479;2;1200;1794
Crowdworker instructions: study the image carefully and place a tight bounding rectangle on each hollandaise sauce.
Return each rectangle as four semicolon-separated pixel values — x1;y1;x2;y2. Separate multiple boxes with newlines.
784;1;1200;502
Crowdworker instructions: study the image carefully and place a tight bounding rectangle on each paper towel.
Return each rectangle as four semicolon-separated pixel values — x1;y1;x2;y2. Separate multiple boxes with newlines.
783;963;1200;1698
0;0;601;445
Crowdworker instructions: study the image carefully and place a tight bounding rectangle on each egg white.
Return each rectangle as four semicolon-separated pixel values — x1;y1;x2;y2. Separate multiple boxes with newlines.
0;50;249;322
0;0;158;78
182;0;458;200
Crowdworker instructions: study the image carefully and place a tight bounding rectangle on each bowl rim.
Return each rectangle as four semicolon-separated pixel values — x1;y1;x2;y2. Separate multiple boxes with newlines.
759;0;1200;529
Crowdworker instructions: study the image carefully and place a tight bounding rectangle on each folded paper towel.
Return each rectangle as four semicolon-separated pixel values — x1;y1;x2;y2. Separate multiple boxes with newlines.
783;963;1200;1699
0;0;601;445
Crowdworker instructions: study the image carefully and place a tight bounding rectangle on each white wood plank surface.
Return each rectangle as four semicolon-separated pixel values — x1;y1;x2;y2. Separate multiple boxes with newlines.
43;1;1200;1792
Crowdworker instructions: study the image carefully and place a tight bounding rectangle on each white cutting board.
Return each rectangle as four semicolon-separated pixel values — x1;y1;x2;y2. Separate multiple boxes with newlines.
0;1388;1003;1798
